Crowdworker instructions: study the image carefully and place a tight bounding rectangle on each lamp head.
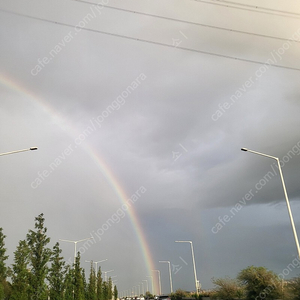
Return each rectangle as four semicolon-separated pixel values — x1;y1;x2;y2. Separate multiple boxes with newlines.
241;148;248;151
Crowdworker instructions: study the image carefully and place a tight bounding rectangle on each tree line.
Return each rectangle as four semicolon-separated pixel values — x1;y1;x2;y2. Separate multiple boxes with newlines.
0;213;118;300
210;265;300;300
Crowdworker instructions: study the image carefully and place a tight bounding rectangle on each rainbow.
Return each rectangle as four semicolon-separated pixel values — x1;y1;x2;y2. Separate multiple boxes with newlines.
0;74;158;293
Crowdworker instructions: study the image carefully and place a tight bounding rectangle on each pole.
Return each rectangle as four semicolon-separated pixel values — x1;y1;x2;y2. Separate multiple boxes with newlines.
152;270;162;295
241;148;300;258
0;147;38;156
159;261;173;293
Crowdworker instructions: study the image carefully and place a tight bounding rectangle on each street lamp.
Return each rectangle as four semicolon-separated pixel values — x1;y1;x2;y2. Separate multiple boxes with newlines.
147;276;154;295
143;279;149;293
140;282;144;295
152;270;162;295
103;269;114;281
0;147;38;156
175;241;200;294
59;237;94;265
241;147;300;258
85;259;108;276
159;261;173;293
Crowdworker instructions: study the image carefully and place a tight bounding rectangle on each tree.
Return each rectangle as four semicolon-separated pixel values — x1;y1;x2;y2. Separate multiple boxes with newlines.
10;240;30;300
102;281;109;300
145;291;154;299
88;261;97;300
113;285;118;300
73;252;85;300
212;276;243;300
63;266;74;300
170;289;188;300
0;228;8;300
108;277;113;300
48;242;66;300
286;276;300;300
96;267;103;300
237;266;283;300
26;213;51;300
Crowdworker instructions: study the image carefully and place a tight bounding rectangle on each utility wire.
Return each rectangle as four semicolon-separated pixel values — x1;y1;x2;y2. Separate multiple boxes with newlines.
208;0;300;17
191;0;300;19
1;8;300;72
71;0;300;44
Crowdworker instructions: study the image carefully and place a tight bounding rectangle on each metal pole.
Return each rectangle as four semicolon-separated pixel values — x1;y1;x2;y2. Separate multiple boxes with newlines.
241;148;300;258
0;147;38;156
159;261;173;293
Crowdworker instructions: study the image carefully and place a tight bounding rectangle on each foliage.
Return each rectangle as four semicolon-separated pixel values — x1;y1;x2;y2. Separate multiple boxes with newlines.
74;252;85;300
212;276;244;300
10;240;30;300
286;276;300;300
237;266;283;300
96;267;103;300
88;262;97;300
114;284;118;300
26;213;51;300
170;289;189;300
48;242;66;300
0;228;8;282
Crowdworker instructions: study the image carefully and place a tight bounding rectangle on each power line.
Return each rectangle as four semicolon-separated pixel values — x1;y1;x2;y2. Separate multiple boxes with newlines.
191;0;300;19
1;8;300;72
71;0;300;44
208;0;300;17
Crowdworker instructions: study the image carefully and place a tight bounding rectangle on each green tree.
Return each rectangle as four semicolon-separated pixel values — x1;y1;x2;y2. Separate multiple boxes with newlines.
73;252;85;300
114;285;118;300
286;276;300;300
88;261;97;300
48;242;66;300
10;240;30;300
170;289;188;300
63;265;74;300
103;281;109;300
145;291;154;299
26;213;51;300
237;266;283;300
96;267;103;300
212;276;243;300
108;277;113;300
0;228;8;300
113;285;118;300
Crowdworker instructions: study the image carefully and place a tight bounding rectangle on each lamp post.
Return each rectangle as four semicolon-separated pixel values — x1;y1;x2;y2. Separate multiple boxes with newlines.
140;282;144;295
143;279;149;293
103;269;114;281
59;237;94;265
147;276;154;295
85;259;108;276
175;241;200;294
159;261;173;293
0;147;38;156
152;270;162;295
241;147;300;258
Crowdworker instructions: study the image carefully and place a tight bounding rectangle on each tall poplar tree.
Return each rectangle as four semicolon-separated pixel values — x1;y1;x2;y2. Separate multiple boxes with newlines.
102;281;108;300
108;277;112;300
63;266;74;300
0;228;8;300
113;285;118;300
10;240;30;300
73;252;85;300
26;213;51;300
48;242;66;300
96;267;103;300
88;261;97;300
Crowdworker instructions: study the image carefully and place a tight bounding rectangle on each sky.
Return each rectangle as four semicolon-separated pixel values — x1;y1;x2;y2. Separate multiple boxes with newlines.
1;0;300;296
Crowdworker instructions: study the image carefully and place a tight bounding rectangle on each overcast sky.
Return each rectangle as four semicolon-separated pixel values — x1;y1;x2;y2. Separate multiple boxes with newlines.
1;0;300;295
